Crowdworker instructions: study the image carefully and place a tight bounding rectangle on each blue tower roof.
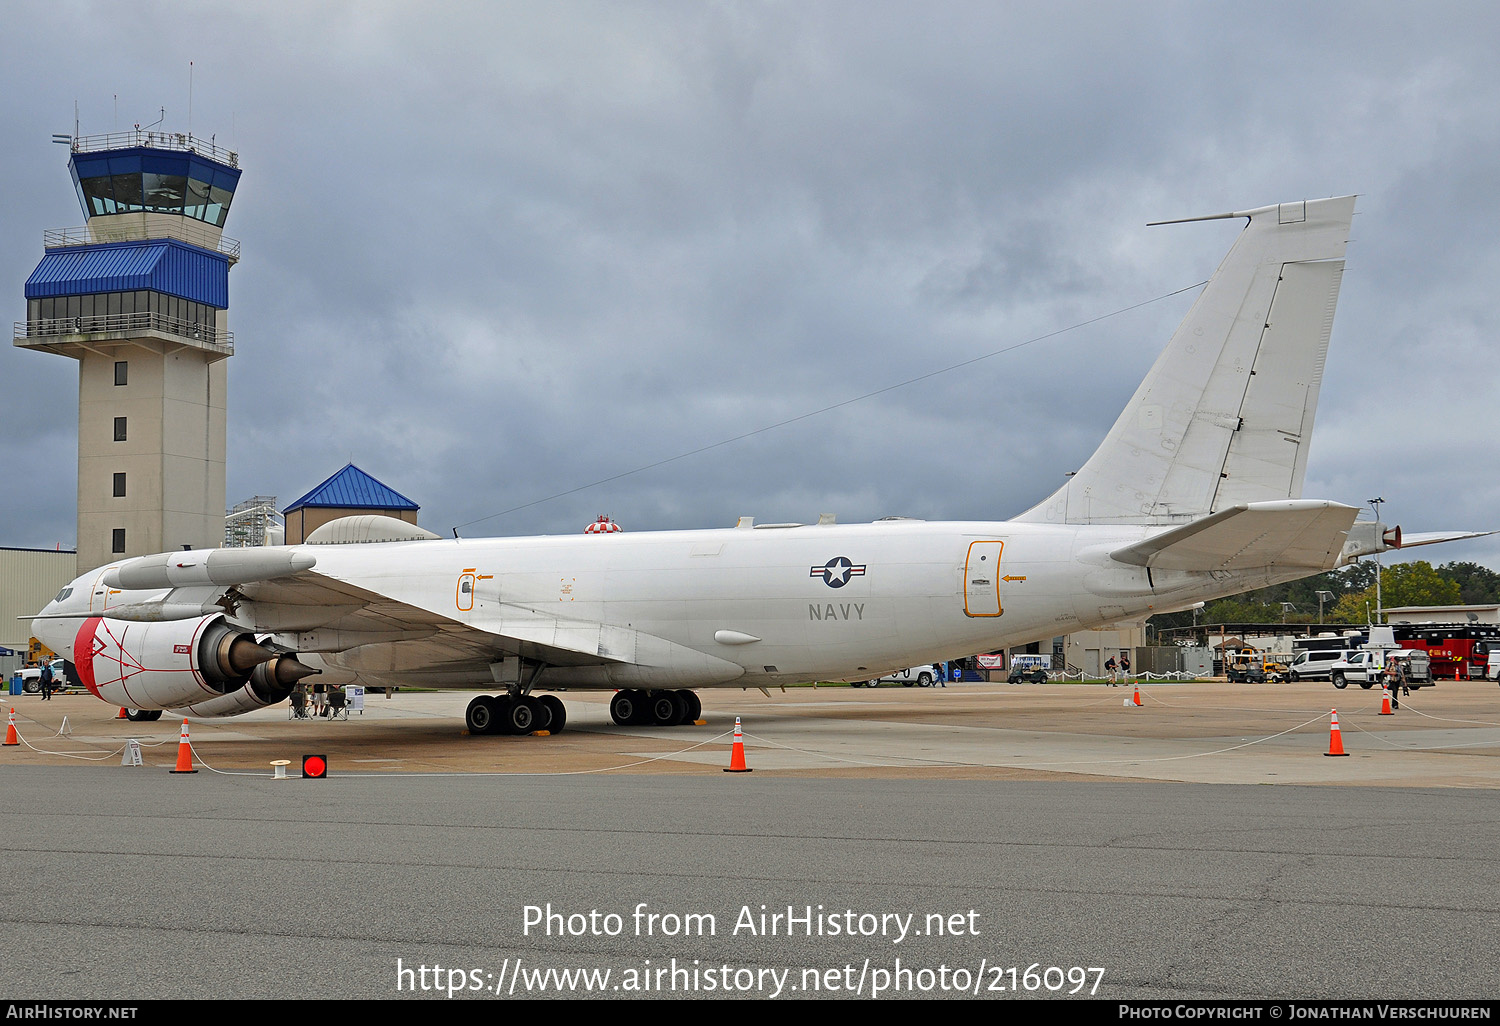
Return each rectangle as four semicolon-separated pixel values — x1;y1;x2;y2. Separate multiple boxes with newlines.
25;239;230;308
284;464;421;513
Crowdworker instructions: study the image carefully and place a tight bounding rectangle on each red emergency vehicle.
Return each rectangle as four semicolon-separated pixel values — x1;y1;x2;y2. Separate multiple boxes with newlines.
1390;623;1500;681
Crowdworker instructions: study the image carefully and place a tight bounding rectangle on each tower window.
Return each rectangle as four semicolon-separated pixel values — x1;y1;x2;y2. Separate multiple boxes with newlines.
114;417;127;441
113;473;126;498
114;361;128;386
112;529;126;554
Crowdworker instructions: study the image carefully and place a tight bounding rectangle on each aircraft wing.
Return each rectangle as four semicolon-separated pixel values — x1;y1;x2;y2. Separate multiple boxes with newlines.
228;566;744;684
1109;500;1360;571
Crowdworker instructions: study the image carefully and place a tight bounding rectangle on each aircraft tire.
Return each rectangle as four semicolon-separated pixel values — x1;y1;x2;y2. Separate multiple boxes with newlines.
466;696;499;736
610;690;639;726
539;695;566;734
681;690;701;722
504;697;542;735
650;691;683;726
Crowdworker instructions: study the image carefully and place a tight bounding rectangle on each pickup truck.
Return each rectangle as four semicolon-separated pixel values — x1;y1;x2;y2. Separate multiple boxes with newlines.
853;665;938;688
1330;649;1432;690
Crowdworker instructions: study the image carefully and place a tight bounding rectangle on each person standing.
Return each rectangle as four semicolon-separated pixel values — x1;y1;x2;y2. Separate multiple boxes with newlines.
1120;652;1132;685
39;662;54;701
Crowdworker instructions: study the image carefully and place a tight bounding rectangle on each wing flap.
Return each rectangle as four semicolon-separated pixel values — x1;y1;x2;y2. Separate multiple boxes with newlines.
1110;500;1359;571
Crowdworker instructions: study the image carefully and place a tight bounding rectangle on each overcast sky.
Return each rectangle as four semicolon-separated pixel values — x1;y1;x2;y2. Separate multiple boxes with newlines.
1;1;1496;571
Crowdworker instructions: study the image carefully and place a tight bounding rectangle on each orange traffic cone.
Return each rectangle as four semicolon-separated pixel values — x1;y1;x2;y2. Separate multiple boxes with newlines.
1324;709;1350;757
117;707;128;719
169;719;198;774
1132;684;1143;707
1379;686;1394;716
723;716;752;773
3;708;18;746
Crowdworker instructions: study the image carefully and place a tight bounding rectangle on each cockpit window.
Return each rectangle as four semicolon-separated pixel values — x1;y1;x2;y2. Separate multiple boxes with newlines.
53;587;73;603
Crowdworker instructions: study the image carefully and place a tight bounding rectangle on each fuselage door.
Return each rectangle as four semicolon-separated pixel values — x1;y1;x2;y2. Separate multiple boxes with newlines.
963;540;1004;617
456;570;477;612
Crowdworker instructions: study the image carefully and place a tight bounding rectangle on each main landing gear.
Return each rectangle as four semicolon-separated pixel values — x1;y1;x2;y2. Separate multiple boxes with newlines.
465;693;568;736
609;688;701;727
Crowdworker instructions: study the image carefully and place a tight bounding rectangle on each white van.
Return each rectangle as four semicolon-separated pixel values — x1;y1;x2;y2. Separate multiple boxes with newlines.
1488;651;1500;683
1287;649;1359;682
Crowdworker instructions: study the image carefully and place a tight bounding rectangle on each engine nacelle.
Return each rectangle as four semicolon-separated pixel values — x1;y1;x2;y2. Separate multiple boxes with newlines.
70;615;316;713
179;656;323;717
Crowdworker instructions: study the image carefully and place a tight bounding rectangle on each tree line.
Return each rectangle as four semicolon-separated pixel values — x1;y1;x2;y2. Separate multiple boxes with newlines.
1147;561;1500;631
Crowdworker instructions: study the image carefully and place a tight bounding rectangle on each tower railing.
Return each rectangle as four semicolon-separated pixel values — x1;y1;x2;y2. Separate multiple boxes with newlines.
67;131;239;168
42;224;240;263
14;312;233;355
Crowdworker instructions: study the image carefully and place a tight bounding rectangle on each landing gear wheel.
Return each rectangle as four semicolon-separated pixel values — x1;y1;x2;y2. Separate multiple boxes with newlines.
538;695;567;734
680;690;701;723
466;696;500;735
504;697;542;735
650;691;683;726
530;696;553;733
610;690;640;726
125;708;150;722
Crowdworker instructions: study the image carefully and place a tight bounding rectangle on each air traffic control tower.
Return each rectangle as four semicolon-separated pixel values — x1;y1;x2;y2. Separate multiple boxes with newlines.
15;130;241;572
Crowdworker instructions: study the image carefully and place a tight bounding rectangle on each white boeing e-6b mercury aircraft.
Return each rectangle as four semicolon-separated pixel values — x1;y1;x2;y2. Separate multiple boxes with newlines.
29;196;1488;737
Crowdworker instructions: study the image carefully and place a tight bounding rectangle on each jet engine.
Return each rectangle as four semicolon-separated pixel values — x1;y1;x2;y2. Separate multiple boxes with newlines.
70;614;317;715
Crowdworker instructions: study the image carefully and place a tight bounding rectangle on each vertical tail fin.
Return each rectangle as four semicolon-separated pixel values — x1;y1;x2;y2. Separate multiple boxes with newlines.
1015;196;1356;526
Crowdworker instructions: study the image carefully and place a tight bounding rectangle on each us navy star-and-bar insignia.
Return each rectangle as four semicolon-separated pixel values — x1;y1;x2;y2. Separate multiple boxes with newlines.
810;556;867;589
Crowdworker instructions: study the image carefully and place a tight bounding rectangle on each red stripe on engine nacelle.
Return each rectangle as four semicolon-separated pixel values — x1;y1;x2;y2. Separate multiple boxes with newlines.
74;617;104;699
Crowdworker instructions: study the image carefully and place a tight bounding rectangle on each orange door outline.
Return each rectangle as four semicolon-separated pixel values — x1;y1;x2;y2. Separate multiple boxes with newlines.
963;540;1004;617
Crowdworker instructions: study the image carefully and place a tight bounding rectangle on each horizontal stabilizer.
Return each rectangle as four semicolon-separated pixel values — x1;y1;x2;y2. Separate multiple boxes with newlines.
1110;500;1359;571
1394;529;1497;550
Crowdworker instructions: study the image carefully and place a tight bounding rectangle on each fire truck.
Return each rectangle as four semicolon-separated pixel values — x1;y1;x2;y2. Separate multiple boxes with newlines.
1389;623;1500;681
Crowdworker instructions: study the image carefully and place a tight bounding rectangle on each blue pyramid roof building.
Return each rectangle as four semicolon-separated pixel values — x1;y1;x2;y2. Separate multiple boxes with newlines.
283;463;419;513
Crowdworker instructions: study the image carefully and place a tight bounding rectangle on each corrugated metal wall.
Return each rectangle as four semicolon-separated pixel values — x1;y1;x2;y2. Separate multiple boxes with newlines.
0;549;78;676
